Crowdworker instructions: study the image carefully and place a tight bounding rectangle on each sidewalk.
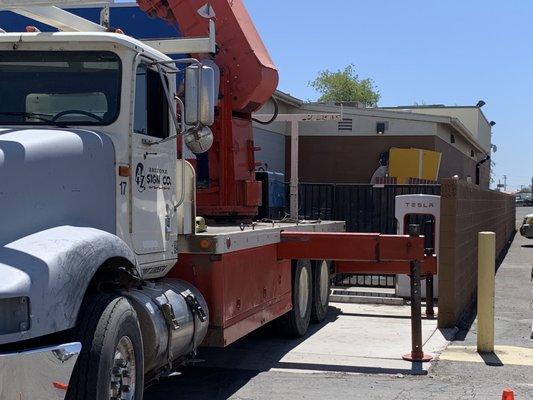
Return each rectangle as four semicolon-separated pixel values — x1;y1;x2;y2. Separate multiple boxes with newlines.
190;302;451;376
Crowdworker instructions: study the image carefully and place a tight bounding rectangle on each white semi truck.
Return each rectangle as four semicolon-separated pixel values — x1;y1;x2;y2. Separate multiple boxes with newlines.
0;2;431;399
0;2;344;399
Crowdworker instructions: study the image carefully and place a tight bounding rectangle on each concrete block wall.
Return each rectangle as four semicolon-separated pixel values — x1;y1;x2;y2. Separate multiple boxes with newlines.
438;179;516;328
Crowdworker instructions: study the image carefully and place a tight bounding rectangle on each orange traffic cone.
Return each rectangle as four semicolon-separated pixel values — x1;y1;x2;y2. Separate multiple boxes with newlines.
502;388;515;400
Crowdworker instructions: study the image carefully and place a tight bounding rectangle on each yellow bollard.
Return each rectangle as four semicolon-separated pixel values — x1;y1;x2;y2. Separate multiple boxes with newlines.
477;231;496;353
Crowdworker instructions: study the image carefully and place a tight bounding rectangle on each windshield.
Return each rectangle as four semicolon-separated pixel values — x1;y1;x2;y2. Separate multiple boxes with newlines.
0;51;121;126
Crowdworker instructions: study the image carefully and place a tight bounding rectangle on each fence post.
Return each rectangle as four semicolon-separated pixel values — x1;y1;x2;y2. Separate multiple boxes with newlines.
477;231;496;353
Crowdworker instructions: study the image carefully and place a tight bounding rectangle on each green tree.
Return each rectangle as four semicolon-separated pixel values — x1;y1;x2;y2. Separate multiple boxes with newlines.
309;64;380;107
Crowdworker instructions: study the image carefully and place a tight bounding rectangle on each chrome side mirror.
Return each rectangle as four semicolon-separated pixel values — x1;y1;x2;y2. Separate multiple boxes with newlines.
185;64;215;127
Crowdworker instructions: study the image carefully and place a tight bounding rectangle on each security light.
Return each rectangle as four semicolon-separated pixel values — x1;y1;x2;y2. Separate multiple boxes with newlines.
490;121;496;126
476;100;486;108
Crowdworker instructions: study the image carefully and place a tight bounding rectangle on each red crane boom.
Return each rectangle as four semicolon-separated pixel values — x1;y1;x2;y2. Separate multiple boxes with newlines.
137;0;279;219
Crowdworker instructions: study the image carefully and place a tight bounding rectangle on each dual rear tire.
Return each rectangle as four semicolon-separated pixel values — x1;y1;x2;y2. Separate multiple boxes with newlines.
276;259;331;337
311;260;331;324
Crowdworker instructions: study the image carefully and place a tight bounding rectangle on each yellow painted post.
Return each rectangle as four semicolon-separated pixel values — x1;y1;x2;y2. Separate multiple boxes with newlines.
477;231;496;353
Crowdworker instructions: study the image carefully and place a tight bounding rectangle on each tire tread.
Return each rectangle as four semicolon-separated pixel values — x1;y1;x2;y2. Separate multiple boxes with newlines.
67;294;124;400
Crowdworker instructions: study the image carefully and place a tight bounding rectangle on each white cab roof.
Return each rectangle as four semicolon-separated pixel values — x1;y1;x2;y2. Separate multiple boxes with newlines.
0;31;170;61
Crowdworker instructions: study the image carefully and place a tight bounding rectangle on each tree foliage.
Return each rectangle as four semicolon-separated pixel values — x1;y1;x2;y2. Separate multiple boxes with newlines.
309;64;380;107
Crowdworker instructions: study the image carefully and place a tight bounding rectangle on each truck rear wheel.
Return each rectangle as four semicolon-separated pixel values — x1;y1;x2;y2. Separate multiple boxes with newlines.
276;260;312;337
311;260;331;323
67;294;144;400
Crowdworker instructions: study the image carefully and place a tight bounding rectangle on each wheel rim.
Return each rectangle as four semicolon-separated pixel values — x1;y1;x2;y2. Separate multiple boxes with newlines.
319;261;329;306
109;336;136;400
298;265;310;318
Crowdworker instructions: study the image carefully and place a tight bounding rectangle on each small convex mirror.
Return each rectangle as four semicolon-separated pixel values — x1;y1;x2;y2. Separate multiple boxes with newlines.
185;64;216;126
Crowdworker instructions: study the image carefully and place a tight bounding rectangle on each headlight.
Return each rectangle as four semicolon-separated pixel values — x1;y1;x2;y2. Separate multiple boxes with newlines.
0;297;30;335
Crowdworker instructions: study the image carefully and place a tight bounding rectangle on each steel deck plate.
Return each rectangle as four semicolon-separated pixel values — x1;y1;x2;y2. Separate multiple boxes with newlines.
178;220;346;254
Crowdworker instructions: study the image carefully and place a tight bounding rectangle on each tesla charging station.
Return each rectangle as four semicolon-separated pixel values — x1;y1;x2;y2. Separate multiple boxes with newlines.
395;194;440;298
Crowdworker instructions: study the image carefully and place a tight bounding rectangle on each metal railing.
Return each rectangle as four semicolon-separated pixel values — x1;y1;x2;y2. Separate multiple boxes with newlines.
294;183;441;288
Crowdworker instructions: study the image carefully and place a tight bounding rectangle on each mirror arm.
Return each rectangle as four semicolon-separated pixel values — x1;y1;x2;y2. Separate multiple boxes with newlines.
151;58;203;133
173;94;187;211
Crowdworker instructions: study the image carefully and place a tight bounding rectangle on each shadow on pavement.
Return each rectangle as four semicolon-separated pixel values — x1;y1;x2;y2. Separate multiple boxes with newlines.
479;352;504;367
145;367;260;400
144;305;429;399
145;307;342;399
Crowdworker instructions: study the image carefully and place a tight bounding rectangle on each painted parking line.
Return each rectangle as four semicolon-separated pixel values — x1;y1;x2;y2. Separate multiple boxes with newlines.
439;345;533;366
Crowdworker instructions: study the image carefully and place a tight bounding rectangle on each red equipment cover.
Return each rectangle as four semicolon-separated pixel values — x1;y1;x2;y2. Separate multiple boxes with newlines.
137;0;278;114
138;0;279;218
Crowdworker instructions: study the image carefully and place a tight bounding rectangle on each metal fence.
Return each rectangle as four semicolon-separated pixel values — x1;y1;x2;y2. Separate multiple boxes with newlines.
295;183;441;288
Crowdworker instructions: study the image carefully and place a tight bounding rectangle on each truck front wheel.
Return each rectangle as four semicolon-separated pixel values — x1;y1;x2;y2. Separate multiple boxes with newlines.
67;294;144;400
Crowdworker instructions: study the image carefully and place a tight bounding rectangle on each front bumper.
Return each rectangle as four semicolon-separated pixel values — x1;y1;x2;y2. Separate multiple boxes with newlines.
0;342;81;400
520;224;533;238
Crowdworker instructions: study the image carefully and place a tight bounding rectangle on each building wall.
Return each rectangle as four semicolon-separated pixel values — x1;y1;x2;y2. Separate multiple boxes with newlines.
286;135;490;188
395;107;492;153
296;110;439;138
438;179;515;328
253;97;492;187
434;136;490;187
477;113;492;152
254;127;286;175
293;136;437;183
436;123;478;158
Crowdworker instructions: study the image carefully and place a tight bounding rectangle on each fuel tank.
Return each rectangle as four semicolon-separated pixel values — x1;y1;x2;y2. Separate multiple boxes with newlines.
123;279;209;373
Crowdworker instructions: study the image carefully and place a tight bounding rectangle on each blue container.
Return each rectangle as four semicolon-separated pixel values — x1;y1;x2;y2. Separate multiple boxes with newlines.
256;171;287;219
0;3;181;39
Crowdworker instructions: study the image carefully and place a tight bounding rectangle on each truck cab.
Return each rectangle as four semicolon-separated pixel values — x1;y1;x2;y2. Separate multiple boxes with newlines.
0;31;210;271
0;29;216;399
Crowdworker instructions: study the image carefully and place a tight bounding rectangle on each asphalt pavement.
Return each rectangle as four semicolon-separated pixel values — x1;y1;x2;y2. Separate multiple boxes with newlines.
145;207;532;400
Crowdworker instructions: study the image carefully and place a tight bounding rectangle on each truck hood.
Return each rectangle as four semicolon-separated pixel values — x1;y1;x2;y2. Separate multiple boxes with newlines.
0;128;116;246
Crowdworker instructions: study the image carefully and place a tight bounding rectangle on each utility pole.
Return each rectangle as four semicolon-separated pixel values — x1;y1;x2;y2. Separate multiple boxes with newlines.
503;175;507;192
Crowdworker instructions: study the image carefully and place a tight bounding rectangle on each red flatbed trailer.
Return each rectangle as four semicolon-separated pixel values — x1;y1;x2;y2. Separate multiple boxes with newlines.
169;221;436;348
171;220;345;346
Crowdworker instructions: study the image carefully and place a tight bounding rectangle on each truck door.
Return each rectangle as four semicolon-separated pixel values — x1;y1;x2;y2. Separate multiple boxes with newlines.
131;62;177;255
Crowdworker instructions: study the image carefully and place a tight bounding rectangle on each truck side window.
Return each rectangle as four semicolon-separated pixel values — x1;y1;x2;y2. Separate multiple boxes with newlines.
134;64;169;139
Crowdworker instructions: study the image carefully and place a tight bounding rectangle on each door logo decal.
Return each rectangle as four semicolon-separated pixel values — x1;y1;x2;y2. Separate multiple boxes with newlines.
135;162;172;192
135;163;146;192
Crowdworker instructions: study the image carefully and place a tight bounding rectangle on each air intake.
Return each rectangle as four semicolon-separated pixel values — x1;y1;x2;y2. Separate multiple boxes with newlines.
338;118;353;131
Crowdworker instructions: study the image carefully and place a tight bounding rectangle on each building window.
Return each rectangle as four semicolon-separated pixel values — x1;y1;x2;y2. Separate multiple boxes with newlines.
376;121;388;134
471;149;475;157
450;134;455;144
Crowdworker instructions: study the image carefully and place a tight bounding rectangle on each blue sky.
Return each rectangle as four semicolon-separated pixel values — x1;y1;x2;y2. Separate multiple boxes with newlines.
120;1;530;190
